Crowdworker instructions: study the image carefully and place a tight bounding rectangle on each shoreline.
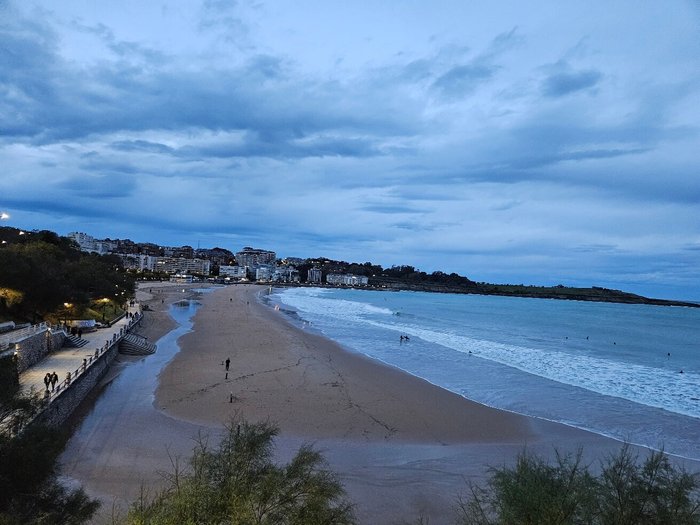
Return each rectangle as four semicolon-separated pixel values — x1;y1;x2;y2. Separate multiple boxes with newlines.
63;281;698;524
156;283;538;444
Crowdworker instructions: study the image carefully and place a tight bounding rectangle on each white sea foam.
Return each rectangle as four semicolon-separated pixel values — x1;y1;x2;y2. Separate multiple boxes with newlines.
279;287;700;420
384;321;700;419
281;288;394;320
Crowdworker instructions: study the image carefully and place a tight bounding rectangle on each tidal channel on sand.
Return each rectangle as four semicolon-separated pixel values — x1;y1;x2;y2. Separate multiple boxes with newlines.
59;294;213;517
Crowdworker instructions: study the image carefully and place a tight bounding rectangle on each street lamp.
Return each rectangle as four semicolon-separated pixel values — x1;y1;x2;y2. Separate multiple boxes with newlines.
63;302;73;327
100;298;110;323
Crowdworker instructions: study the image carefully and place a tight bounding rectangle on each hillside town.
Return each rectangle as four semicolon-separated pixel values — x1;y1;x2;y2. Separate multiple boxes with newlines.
66;232;369;287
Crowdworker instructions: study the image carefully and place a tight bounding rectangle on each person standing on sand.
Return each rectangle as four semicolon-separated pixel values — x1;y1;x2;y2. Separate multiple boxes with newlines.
225;358;230;371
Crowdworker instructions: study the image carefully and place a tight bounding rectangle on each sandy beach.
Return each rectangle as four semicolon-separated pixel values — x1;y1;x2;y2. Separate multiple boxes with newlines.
61;282;673;524
156;284;534;444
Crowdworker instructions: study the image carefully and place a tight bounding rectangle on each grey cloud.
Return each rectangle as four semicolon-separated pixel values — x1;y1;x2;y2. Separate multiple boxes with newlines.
71;20;166;63
178;132;382;160
199;0;250;45
542;65;602;97
78;157;140;175
246;54;286;80
0;17;413;160
432;63;497;99
360;203;426;214
392;221;436;232
572;244;619;253
510;147;650;170
110;140;175;154
482;27;524;59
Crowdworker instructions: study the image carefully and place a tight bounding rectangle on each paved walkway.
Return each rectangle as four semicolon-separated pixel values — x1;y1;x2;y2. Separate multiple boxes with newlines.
19;304;142;403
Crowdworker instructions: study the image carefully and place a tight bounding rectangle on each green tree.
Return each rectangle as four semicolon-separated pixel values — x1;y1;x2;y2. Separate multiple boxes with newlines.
456;445;700;525
127;419;354;525
0;227;135;321
597;445;700;525
457;449;596;525
0;391;99;524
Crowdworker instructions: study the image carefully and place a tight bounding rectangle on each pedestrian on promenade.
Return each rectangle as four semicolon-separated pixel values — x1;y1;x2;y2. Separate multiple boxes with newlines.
43;373;50;391
225;358;230;371
50;371;58;391
78;328;82;338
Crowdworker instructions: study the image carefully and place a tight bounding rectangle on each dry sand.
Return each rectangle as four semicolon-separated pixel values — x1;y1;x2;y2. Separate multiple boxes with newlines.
156;284;534;444
63;282;648;524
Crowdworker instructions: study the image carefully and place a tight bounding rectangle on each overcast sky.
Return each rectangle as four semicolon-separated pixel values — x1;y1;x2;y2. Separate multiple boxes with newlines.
1;1;699;300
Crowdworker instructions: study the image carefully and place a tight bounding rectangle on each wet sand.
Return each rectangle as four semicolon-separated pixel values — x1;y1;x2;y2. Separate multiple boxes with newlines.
61;282;685;524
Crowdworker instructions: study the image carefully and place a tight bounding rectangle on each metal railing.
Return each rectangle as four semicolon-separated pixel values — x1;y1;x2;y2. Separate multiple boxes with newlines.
40;311;143;405
2;309;143;437
0;322;49;351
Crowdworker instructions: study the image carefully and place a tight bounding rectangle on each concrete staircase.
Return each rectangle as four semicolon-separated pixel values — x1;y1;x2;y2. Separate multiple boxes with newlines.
63;335;89;348
119;333;156;356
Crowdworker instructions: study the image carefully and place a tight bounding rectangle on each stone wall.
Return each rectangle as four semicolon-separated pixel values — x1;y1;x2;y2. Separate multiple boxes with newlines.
31;341;120;428
14;329;65;374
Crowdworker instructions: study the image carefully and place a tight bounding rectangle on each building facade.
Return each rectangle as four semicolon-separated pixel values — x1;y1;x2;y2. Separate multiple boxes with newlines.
307;267;323;283
235;247;276;269
326;273;369;286
219;265;248;279
154;257;211;275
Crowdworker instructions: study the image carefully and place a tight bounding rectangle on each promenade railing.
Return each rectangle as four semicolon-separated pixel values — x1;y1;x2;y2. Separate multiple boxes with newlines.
3;310;144;437
40;311;143;405
0;322;49;351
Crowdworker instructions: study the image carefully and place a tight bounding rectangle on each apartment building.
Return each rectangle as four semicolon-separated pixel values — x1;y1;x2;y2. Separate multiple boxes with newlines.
307;267;323;283
219;265;248;279
236;247;276;269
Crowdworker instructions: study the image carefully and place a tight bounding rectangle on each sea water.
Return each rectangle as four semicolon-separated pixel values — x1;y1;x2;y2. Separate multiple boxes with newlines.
268;287;700;460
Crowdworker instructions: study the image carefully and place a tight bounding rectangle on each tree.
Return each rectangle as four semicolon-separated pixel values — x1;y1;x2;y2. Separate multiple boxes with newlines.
0;227;135;322
127;419;355;525
597;445;700;525
0;391;99;524
456;445;700;525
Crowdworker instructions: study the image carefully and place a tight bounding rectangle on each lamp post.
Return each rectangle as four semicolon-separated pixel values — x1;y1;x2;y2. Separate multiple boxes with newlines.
100;298;109;323
63;302;73;328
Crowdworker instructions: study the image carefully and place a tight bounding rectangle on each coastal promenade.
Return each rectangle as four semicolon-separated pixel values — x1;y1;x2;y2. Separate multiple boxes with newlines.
18;303;142;404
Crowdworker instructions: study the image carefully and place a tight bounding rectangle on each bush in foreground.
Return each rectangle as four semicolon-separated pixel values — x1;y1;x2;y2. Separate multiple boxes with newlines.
127;419;355;525
456;444;700;525
0;392;99;525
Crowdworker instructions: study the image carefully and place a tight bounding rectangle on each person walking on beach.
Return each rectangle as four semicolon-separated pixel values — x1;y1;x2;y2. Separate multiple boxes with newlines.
43;373;50;391
225;358;230;371
50;371;58;391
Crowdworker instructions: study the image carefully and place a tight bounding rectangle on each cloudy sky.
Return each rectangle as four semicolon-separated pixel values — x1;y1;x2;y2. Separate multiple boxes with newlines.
1;1;699;300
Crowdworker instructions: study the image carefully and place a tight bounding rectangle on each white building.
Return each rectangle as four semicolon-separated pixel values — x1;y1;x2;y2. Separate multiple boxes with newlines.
219;265;248;279
68;232;116;255
326;273;369;286
307;267;322;283
154;257;211;275
236;247;276;269
255;266;272;281
118;253;156;271
272;266;300;283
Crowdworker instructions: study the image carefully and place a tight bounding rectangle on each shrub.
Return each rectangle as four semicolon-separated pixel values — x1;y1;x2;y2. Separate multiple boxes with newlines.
127;419;355;525
456;445;700;525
